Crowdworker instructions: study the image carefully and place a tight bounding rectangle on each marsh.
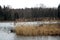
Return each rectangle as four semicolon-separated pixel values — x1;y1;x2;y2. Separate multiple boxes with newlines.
0;22;60;40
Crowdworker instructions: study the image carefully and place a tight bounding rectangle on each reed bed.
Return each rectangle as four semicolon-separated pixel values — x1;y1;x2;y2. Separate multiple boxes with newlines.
15;24;60;36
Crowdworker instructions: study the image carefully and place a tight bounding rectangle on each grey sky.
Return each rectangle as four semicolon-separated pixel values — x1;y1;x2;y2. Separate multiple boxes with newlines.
0;0;60;8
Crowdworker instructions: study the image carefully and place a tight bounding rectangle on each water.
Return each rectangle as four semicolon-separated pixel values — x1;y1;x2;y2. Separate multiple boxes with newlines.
0;31;60;40
0;22;59;27
15;21;59;26
0;22;60;40
0;22;14;27
0;31;15;40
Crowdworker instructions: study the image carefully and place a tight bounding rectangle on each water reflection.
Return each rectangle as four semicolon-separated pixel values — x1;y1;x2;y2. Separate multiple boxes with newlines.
0;31;15;40
15;36;60;40
0;31;60;40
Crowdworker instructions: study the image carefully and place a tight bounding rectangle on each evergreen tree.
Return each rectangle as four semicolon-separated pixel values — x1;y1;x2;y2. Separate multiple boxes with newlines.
58;4;60;18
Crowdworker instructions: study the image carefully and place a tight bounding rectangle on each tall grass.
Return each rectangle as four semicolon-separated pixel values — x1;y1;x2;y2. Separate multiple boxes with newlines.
16;18;60;22
15;24;60;36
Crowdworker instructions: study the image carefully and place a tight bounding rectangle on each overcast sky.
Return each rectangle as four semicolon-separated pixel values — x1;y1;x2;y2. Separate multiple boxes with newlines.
0;0;60;9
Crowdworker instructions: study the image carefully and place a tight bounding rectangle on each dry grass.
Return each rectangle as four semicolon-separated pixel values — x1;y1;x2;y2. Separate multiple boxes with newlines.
15;18;60;22
15;24;60;36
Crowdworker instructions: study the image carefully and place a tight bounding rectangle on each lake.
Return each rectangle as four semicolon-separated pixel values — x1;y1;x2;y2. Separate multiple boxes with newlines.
0;21;59;27
0;31;60;40
0;22;60;40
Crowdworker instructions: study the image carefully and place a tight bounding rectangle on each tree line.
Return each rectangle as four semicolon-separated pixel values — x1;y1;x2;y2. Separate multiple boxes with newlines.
0;5;60;21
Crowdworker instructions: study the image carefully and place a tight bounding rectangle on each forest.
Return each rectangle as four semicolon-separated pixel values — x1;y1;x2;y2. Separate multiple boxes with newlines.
0;5;60;21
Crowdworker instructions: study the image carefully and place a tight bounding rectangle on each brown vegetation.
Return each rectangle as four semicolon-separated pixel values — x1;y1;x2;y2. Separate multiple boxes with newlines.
16;18;60;22
15;24;60;36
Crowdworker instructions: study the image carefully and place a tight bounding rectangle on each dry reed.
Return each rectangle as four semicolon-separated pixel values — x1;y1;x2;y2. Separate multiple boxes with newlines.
15;24;60;36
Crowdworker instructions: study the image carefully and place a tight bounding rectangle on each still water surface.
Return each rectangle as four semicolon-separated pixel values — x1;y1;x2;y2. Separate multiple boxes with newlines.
0;31;60;40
